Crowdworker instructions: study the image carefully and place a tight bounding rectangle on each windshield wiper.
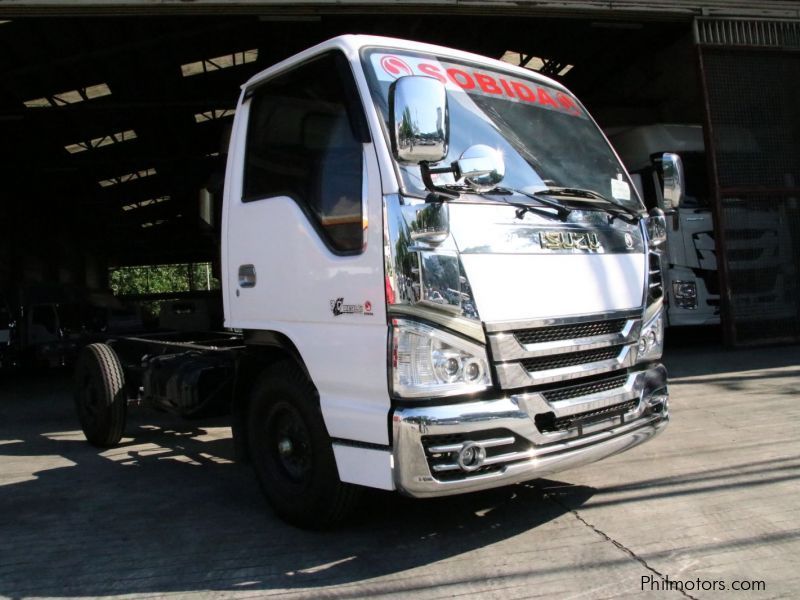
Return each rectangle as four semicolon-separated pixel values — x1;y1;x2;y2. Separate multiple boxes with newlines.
493;186;571;221
432;185;571;221
424;183;635;225
529;187;640;223
425;185;569;222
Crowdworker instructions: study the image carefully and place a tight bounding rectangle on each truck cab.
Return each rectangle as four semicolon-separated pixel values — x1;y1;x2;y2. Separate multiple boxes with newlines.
223;36;668;517
609;124;794;327
75;35;669;528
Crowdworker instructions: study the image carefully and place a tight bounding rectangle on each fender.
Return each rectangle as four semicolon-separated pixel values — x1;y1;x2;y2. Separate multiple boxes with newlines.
231;330;315;462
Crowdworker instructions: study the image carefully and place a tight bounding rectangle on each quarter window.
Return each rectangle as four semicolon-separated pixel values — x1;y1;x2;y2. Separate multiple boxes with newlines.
243;52;368;254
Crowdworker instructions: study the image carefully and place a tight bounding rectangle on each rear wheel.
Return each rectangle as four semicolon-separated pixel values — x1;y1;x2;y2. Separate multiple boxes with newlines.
74;343;127;447
247;361;360;529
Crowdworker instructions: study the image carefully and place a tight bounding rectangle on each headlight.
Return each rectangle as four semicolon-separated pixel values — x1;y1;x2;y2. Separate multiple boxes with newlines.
636;311;664;362
672;280;698;309
391;319;491;398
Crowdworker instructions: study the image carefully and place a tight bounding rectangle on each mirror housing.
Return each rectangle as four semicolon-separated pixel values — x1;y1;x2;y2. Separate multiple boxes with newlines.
389;76;449;164
661;152;684;210
646;207;667;248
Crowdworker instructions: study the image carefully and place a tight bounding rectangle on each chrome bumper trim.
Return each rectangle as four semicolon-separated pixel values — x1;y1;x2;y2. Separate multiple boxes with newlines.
392;364;668;498
427;436;516;455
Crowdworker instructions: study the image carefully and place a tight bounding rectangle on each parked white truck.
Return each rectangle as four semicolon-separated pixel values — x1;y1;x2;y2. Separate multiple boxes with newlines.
74;36;669;528
609;124;793;327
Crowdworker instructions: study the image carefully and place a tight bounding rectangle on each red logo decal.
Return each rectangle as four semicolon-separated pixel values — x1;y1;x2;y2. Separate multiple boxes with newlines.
380;55;413;78
364;301;372;313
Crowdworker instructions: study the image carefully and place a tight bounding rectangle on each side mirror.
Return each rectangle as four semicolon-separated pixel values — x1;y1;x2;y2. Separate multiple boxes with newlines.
389;76;449;164
661;152;684;210
453;144;505;191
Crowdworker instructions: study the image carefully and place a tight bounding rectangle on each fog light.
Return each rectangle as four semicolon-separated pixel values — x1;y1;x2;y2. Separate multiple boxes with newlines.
457;442;486;472
645;388;669;416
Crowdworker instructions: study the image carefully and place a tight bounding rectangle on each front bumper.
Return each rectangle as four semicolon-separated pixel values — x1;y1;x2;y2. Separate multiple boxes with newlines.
392;364;668;497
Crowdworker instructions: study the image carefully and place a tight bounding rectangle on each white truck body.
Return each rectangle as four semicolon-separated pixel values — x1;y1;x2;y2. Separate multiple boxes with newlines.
610;124;794;328
221;35;668;499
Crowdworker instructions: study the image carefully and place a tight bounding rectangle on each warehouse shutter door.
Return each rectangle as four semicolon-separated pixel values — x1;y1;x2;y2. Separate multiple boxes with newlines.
696;18;800;346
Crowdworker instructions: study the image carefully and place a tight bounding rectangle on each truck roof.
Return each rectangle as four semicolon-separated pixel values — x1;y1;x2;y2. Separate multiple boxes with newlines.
241;34;570;95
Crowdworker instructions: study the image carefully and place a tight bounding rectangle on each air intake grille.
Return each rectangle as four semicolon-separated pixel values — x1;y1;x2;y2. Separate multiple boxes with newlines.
522;346;622;372
542;373;628;403
536;400;638;433
514;319;626;345
648;251;664;305
695;18;800;49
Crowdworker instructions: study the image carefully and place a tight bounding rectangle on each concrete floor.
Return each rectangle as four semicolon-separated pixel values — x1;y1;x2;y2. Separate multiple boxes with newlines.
0;338;798;599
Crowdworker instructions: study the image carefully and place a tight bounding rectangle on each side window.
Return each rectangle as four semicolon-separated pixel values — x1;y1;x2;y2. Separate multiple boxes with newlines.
243;52;368;254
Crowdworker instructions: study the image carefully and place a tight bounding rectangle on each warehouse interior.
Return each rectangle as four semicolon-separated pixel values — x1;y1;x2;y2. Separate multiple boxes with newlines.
1;6;797;351
0;12;698;283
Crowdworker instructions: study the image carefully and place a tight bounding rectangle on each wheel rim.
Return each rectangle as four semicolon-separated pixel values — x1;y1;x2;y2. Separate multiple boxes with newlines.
266;403;312;484
78;373;101;427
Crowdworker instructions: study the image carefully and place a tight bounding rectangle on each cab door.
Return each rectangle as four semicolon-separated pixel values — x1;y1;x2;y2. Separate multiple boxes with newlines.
222;50;390;446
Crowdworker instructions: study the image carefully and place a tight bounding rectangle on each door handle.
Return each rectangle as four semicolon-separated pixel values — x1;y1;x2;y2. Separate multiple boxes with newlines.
238;264;256;288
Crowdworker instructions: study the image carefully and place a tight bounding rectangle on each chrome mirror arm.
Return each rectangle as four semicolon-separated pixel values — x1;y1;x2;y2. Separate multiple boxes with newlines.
420;161;460;200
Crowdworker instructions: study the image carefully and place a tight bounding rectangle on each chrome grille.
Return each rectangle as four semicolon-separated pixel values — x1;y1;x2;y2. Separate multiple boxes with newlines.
521;346;623;372
487;312;641;389
542;373;628;403
514;319;626;345
536;400;638;433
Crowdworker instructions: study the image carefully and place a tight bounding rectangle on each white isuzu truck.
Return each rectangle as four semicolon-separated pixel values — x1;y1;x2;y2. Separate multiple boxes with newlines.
74;35;669;528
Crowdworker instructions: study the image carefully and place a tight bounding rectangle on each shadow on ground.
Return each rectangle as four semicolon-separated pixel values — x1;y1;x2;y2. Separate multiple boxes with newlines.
0;371;593;598
4;334;800;598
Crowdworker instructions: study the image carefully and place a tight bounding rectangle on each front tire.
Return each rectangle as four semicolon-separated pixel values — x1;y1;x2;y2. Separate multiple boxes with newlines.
74;343;127;447
247;361;360;529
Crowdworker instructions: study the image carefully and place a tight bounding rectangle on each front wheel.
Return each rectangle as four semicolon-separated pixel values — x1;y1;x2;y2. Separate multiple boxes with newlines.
247;361;360;529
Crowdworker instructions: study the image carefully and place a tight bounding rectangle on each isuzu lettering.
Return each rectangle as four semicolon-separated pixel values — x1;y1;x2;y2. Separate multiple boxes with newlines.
74;36;670;528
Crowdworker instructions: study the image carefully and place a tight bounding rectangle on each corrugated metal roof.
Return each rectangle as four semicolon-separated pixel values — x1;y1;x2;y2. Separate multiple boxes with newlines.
0;1;799;20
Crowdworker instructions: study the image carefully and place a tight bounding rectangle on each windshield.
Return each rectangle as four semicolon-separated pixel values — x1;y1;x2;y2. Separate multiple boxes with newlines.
361;48;643;212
